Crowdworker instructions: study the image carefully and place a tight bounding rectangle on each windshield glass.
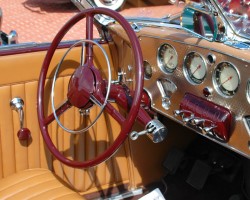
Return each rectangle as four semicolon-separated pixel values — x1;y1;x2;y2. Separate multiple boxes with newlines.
217;0;250;38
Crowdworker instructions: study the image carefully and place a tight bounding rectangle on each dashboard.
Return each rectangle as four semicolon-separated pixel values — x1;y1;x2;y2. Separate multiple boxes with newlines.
131;26;250;159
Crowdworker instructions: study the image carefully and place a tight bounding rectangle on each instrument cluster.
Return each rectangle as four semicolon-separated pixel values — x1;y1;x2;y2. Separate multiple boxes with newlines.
155;42;243;99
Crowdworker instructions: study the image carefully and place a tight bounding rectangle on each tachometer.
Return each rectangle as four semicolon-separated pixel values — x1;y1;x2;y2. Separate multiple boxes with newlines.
157;43;178;73
213;62;240;97
183;52;207;84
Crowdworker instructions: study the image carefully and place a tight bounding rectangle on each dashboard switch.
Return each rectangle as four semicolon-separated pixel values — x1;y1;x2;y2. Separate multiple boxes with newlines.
191;118;205;126
174;109;192;117
183;114;195;124
202;124;217;135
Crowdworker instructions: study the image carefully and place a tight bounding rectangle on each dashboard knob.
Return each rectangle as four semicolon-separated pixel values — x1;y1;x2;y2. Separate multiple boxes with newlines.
203;87;213;97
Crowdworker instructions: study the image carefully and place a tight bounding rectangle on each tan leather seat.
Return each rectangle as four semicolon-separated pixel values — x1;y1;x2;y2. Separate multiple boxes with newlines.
0;169;85;200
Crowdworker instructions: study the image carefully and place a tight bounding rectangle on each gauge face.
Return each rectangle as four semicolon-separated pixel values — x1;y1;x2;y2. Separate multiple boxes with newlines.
157;43;178;73
183;52;207;84
213;62;240;97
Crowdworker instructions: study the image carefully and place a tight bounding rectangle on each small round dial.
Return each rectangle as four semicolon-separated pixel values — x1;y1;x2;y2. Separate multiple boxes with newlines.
213;62;240;97
183;52;207;84
157;43;178;73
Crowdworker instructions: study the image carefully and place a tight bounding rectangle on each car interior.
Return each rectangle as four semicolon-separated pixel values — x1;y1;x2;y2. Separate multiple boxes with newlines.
0;0;250;199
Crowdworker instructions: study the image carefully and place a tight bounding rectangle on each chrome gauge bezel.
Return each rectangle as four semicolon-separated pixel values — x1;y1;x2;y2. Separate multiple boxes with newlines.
246;79;250;104
183;51;207;85
213;62;240;97
157;43;178;74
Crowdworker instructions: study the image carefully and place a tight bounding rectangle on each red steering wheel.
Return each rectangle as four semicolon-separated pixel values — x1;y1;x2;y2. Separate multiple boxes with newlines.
37;8;144;168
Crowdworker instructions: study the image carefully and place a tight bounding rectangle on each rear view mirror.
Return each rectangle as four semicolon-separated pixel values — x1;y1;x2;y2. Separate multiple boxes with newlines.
181;3;218;41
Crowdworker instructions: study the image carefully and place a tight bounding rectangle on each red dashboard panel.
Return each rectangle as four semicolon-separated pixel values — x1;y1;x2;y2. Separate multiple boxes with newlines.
179;93;233;142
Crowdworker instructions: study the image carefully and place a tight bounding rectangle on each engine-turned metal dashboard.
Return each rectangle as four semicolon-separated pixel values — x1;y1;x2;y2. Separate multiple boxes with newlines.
134;26;250;159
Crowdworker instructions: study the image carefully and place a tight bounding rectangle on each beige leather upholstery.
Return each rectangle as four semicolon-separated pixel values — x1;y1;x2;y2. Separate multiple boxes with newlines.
0;168;84;199
0;46;131;194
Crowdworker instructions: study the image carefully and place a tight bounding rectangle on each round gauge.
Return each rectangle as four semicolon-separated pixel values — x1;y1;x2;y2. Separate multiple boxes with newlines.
213;62;240;97
144;60;152;79
183;52;207;84
157;43;178;73
246;79;250;103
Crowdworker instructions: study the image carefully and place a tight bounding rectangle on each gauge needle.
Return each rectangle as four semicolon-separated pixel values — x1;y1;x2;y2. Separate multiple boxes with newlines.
221;75;233;85
167;55;173;64
191;65;201;75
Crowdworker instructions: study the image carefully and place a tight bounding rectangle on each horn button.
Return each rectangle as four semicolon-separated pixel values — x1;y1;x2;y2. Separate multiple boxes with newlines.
67;66;96;109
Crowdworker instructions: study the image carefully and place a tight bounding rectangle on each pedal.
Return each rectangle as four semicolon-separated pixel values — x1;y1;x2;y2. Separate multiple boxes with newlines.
186;160;211;190
163;148;184;174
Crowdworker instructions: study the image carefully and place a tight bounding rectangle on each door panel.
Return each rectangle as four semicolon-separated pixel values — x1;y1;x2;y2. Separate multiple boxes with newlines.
0;44;131;193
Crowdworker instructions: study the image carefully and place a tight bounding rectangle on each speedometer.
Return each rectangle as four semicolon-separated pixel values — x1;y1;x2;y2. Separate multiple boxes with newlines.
157;43;178;73
213;62;240;97
183;52;207;84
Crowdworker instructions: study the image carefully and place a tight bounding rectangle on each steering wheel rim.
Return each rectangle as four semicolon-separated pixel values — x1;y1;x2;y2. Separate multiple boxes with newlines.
37;7;144;168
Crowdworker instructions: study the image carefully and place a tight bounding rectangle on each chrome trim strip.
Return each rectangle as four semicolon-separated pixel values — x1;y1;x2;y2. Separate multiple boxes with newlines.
0;42;37;50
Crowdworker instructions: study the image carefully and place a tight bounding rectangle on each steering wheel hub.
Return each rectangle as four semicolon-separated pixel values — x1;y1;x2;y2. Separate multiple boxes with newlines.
68;66;95;109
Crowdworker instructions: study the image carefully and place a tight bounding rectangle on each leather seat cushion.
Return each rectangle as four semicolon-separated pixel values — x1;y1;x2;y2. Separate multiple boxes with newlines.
0;168;84;200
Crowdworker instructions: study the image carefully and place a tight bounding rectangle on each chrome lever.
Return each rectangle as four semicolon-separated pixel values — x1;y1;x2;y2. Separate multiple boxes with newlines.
173;109;185;117
182;114;195;124
202;124;217;135
130;119;168;143
174;109;193;117
130;129;149;141
10;97;31;140
10;98;24;128
191;118;205;126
